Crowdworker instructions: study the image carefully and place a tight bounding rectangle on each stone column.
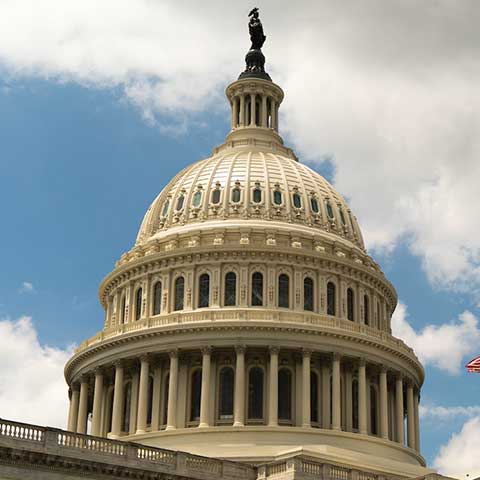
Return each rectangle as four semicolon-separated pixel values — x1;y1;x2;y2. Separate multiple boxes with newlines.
271;99;277;130
68;383;80;432
151;363;163;431
379;366;389;439
136;355;150;434
199;347;212;428
321;363;330;429
145;275;152;317
395;374;405;445
331;354;341;431
234;345;246;427
239;95;245;126
166;350;179;430
105;298;112;329
127;282;134;323
268;346;279;426
407;383;415;449
91;369;104;436
414;389;421;452
358;359;367;435
261;95;268;127
76;376;89;434
232;97;238;128
250;93;256;126
345;368;352;432
110;362;125;438
302;349;311;428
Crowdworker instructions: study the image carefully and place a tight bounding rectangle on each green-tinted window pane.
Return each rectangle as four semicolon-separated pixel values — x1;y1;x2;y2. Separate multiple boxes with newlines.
232;188;241;203
326;201;334;219
253;188;262;203
211;189;221;204
310;197;319;213
273;190;282;205
176;195;184;211
192;190;202;207
293;193;302;208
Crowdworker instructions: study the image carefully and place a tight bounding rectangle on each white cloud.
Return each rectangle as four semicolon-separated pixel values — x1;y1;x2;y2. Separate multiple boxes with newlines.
392;302;480;374
19;281;35;294
0;316;75;428
0;1;480;296
420;404;480;421
434;416;480;478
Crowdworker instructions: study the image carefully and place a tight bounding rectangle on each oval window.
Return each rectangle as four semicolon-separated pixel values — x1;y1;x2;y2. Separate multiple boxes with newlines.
176;195;184;211
192;190;202;207
231;187;241;203
253;188;262;203
211;189;221;204
310;197;319;213
161;199;170;216
273;190;282;205
293;193;302;208
326;201;334;219
339;208;347;225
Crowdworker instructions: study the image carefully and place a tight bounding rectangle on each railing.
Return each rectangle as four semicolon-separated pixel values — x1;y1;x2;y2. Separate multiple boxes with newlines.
75;309;417;364
0;418;44;442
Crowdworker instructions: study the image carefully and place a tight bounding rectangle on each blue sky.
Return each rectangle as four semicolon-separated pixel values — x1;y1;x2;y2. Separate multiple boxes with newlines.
0;2;479;478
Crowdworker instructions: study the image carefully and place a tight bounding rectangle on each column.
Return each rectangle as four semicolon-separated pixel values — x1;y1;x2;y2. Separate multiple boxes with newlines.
261;95;268;127
407;383;415;449
239;95;245;126
76;376;89;434
271;99;277;130
379;366;389;439
199;346;212;428
321;363;330;429
345;368;352;432
232;97;238;128
414;389;421;452
234;345;246;427
145;275;152;317
105;298;112;329
136;355;150;434
127;282;134;323
166;350;179;430
67;384;80;432
268;347;279;426
91;369;104;436
395;374;405;445
331;354;341;430
302;350;311;428
151;363;163;431
358;359;367;435
250;93;256;126
110;362;125;438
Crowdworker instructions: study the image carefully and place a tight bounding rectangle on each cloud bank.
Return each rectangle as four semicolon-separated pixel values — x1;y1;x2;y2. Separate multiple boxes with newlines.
392;302;480;374
0;317;74;428
0;1;479;296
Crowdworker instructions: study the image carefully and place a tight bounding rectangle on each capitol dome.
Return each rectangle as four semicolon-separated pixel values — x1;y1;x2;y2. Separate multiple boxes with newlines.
63;30;428;480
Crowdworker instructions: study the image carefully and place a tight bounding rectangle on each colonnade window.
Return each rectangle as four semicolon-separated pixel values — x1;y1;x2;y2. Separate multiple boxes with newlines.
311;371;319;423
190;369;202;422
153;282;162;316
347;288;355;321
174;277;184;311
218;367;234;420
198;273;210;308
364;295;369;325
146;376;154;426
248;367;264;420
304;277;314;311
278;368;292;421
224;272;237;306
122;381;132;432
370;385;378;435
278;274;290;308
251;272;263;306
135;288;142;321
162;373;169;426
377;301;381;328
352;379;359;430
327;282;336;316
120;296;126;324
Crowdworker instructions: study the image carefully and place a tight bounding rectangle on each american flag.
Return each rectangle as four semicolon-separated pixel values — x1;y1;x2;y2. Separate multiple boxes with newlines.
466;355;480;373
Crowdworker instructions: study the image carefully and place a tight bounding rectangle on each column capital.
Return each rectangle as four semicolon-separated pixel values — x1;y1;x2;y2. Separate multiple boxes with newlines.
93;367;104;376
332;352;341;361
380;364;388;374
79;374;90;384
201;346;212;355
168;349;179;359
396;372;404;382
269;346;280;355
235;345;246;354
113;359;125;369
71;382;80;391
302;348;312;358
357;357;367;367
139;354;151;364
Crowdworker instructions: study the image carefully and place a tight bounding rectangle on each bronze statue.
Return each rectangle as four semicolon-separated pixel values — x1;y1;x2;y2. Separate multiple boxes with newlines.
248;8;266;50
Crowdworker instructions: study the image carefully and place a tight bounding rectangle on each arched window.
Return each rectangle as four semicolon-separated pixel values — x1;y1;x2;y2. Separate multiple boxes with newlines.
122;381;132;432
192;190;202;207
162;373;169;426
218;367;234;420
224;272;237;306
273;190;282;205
326;201;334;219
278;368;292;421
174;277;184;311
292;192;302;208
231;187;241;203
310;197;319;213
304;277;314;311
190;369;202;422
364;295;370;326
251;272;263;306
135;288;143;321
253;187;262;203
352;379;359;430
370;385;378;435
120;296;126;324
153;281;162;316
176;195;184;211
211;188;221;204
248;367;264;420
311;371;319;423
161;199;170;217
347;288;355;321
327;282;336;316
198;273;210;308
146;375;154;426
278;274;290;308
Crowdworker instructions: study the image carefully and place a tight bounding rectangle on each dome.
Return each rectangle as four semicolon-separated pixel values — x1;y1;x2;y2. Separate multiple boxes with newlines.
135;151;365;251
